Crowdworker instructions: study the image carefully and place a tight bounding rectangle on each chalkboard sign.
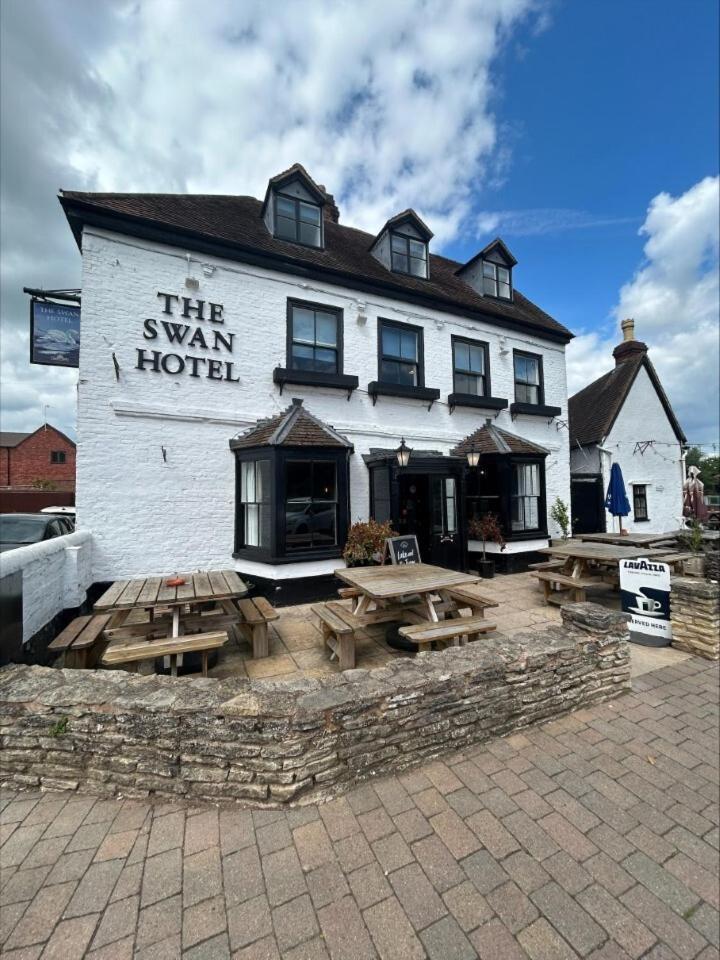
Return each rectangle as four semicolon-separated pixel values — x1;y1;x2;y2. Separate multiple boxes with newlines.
385;535;421;565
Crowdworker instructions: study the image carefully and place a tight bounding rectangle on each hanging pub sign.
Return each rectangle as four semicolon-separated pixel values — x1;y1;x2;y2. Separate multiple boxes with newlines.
385;535;421;565
30;300;80;368
619;557;672;647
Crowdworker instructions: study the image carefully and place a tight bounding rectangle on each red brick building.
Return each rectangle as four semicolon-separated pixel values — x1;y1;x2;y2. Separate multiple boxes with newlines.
0;425;76;492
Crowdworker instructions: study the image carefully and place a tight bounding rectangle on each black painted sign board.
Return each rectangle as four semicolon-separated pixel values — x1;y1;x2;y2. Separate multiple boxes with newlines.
384;535;421;565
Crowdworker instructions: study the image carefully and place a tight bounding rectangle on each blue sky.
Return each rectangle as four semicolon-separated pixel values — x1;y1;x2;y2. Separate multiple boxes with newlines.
1;0;718;445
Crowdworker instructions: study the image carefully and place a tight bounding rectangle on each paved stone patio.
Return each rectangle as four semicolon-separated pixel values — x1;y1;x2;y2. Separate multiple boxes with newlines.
1;655;717;959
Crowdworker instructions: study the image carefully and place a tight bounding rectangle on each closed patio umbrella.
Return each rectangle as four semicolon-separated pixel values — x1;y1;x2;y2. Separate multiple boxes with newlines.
605;463;631;533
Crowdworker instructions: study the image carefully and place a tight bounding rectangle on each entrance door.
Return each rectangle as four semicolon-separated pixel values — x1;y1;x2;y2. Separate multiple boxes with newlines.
430;476;463;569
570;475;605;534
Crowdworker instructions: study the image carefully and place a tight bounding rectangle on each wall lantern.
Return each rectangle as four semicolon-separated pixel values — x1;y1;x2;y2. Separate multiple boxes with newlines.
396;437;412;467
466;444;480;468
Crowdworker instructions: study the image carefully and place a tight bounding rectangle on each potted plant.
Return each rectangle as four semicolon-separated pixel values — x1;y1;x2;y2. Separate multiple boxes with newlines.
342;519;397;567
468;512;505;578
680;520;706;577
550;497;570;542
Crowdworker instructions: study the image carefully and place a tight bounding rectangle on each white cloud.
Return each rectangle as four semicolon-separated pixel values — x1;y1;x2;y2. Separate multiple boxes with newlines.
476;208;636;237
1;0;544;434
567;176;720;445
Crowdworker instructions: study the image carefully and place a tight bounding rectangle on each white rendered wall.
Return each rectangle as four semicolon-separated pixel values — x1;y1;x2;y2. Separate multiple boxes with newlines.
600;365;684;533
0;531;93;643
76;229;571;582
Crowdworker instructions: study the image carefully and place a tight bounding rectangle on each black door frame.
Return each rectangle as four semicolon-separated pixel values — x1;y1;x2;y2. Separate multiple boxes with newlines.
570;473;606;535
367;454;468;569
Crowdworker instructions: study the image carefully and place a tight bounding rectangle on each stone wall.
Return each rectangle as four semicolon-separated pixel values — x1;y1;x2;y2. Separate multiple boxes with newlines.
671;577;720;661
0;604;630;807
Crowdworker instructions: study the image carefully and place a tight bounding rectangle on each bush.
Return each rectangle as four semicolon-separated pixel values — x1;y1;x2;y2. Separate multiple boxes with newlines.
342;519;397;566
468;512;505;559
550;497;570;539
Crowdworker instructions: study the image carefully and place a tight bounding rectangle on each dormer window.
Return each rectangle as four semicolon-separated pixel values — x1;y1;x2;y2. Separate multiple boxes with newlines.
391;233;428;278
274;193;322;247
482;261;512;299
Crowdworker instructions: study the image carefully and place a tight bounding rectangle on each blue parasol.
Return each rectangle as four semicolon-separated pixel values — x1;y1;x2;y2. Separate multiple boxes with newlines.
605;463;631;531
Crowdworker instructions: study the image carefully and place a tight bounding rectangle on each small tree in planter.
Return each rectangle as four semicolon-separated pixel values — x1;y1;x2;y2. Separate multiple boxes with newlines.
680;520;706;577
468;512;505;578
550;497;571;541
342;519;397;567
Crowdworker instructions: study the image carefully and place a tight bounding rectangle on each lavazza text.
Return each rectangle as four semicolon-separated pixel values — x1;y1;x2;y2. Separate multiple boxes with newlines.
135;292;241;382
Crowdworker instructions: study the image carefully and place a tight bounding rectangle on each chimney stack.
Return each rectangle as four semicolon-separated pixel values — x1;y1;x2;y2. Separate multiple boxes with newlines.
613;318;647;366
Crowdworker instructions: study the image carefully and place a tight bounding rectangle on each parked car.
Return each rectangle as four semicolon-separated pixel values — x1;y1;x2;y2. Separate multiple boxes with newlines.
40;506;76;532
0;513;71;553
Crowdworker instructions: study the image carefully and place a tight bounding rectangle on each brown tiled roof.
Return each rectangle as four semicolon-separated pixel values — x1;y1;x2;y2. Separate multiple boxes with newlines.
452;422;548;457
59;190;572;342
568;349;686;446
229;400;352;451
0;431;30;448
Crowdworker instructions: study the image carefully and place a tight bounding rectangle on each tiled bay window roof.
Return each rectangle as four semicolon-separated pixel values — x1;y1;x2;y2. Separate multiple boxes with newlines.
229;400;352;451
452;422;548;457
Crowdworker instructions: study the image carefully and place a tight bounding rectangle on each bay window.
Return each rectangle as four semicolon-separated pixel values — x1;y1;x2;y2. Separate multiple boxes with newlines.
285;460;338;551
239;460;271;548
512;462;541;531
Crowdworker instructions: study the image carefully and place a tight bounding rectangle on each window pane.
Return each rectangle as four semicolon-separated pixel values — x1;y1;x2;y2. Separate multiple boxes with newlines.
286;505;312;550
497;266;510;283
445;478;457;533
256;460;270;503
314;347;337;372
258;504;271;548
291;343;315;369
468;345;484;373
408;239;426;259
276;216;297;240
286;461;312;501
525;358;539;384
277;196;295;217
397;362;417;386
311;503;337;546
514;355;527;381
313;461;336;500
292;307;315;342
392;252;409;273
391;233;407;253
400;331;418;360
483;277;497;296
382;326;401;357
245;503;259;546
455;342;469;370
482;261;496;278
498;281;511;299
299;222;321;246
315;312;337;346
409;257;427;278
380;358;400;382
299;201;320;224
241;460;255;502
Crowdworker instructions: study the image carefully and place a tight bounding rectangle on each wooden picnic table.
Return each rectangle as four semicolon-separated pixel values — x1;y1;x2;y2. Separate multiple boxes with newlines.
95;570;249;675
575;532;677;547
334;563;482;624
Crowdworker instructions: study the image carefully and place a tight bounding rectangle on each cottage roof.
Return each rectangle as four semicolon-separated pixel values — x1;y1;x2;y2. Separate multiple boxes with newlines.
229;400;353;451
0;431;30;448
568;350;686;446
59;189;572;343
452;422;548;457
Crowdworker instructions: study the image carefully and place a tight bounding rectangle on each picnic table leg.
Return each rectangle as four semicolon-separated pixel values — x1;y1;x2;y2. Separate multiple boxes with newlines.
170;655;178;677
423;594;439;623
252;622;269;659
202;651;208;677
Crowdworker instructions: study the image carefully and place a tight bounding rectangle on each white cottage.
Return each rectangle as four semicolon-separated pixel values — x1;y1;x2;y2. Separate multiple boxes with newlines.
569;320;686;535
60;164;573;596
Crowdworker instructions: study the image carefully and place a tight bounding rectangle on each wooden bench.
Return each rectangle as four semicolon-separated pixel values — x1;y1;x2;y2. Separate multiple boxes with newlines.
48;614;111;669
235;597;279;659
399;615;497;650
532;571;599;604
313;602;357;671
101;631;227;676
441;586;498;616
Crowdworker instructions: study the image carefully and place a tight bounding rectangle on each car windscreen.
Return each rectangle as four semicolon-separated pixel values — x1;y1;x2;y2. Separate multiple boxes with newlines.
0;516;47;544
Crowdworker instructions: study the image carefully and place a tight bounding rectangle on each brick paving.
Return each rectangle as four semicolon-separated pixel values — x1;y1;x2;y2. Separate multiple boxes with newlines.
0;656;717;959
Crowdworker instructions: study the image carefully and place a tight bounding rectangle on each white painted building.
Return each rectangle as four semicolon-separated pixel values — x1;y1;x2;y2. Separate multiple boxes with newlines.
569;320;686;535
60;164;573;594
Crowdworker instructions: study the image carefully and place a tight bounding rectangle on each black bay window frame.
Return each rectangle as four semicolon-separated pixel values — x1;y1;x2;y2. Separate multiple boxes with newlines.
465;453;548;542
233;445;351;564
273;298;359;396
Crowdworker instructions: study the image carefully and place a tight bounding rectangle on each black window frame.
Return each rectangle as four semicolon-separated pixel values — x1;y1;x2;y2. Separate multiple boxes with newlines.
233;446;350;564
452;336;491;399
273;191;323;249
50;450;66;464
390;232;428;278
632;484;649;522
513;350;545;406
481;260;512;299
377;317;425;388
286;298;344;376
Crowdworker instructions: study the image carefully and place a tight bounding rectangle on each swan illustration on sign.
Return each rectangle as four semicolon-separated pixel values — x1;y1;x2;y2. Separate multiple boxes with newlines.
30;301;80;367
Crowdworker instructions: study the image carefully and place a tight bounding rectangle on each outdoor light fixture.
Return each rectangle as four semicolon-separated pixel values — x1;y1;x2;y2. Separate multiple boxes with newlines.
466;444;480;468
396;437;412;467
